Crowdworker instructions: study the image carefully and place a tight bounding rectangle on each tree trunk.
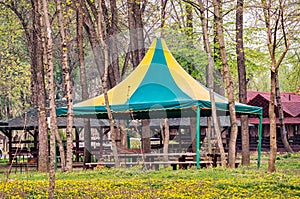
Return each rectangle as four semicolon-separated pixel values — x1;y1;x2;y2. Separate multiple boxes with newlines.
83;120;92;167
108;0;120;86
82;2;104;77
77;0;92;167
213;0;238;168
40;2;66;173
128;0;139;68
141;119;151;153
77;0;87;101
77;0;94;167
236;0;250;166
97;0;120;167
185;3;195;74
268;71;277;173
56;0;73;172
32;0;49;172
128;0;145;68
55;131;66;171
160;0;168;37
163;118;170;167
198;0;226;167
41;0;56;197
261;0;296;172
213;8;225;97
275;72;294;153
135;0;145;62
119;120;127;148
190;117;196;153
29;31;38;107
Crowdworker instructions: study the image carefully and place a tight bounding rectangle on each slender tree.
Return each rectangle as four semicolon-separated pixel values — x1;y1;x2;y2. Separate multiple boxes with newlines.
106;0;120;87
0;0;49;172
41;0;56;196
128;0;146;69
76;0;92;168
128;0;149;157
236;0;250;166
56;0;73;172
97;0;120;167
160;0;168;36
33;0;49;172
213;0;239;168
261;0;300;172
197;0;226;167
162;118;170;167
275;72;294;153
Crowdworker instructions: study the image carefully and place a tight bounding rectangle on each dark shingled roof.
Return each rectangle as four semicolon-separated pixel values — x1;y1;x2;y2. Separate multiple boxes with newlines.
0;101;109;131
247;91;300;118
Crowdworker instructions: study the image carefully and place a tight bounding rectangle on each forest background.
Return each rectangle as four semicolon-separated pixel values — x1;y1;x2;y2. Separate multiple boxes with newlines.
0;0;299;121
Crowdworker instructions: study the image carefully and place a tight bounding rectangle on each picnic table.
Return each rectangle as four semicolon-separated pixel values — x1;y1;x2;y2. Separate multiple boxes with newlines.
85;153;216;170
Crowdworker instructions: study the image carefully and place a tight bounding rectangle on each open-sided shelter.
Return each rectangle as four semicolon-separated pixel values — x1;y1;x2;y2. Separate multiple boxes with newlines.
0;101;109;165
57;38;263;168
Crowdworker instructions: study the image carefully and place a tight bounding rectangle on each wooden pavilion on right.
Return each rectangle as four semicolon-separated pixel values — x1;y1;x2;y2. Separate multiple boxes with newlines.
245;91;300;152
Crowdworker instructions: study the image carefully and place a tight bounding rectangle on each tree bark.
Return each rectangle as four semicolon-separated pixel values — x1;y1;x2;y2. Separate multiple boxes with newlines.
198;0;226;167
160;0;168;37
55;131;66;171
213;0;238;168
41;0;56;197
128;0;139;68
56;0;73;172
97;0;120;167
77;0;92;168
108;0;120;86
128;0;145;68
135;0;145;62
261;0;298;172
212;6;225;97
82;2;104;77
190;117;196;153
40;3;66;172
78;0;95;166
163;118;170;167
275;72;294;153
141;119;151;153
268;71;277;172
1;1;50;171
236;0;250;166
31;0;49;172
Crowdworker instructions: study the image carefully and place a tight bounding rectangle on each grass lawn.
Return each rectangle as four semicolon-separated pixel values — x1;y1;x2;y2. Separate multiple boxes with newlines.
0;153;299;198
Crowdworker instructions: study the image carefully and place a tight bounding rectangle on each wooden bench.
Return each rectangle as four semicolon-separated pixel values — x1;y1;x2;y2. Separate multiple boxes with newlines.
178;154;214;169
85;160;214;170
85;153;207;170
85;161;189;170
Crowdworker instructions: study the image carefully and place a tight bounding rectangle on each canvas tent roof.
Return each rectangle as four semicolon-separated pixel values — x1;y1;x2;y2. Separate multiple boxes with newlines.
57;38;262;119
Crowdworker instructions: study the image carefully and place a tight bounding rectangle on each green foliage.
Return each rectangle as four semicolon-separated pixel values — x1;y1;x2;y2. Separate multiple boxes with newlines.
0;7;31;119
278;50;300;92
163;29;208;84
244;47;270;92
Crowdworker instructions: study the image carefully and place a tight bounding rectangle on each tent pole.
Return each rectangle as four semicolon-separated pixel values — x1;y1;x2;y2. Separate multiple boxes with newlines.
257;114;263;168
196;106;201;169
